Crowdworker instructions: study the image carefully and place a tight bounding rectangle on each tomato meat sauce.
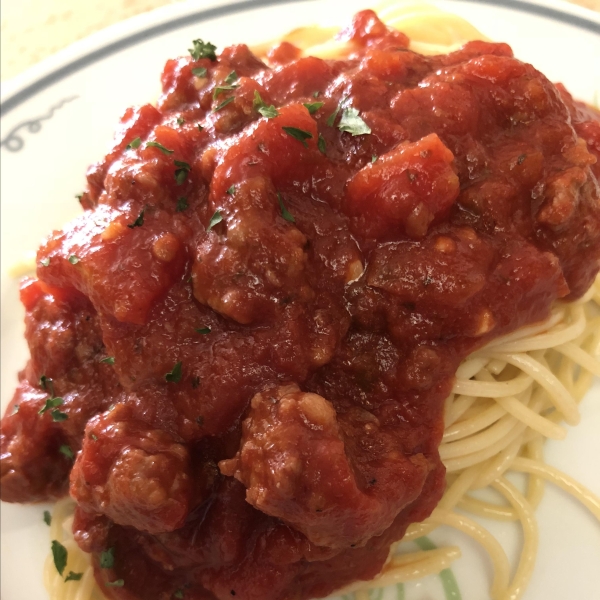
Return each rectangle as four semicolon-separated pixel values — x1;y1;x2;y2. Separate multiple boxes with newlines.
2;10;600;600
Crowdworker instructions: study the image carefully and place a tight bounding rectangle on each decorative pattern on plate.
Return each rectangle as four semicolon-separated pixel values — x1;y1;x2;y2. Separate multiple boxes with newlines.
0;95;78;152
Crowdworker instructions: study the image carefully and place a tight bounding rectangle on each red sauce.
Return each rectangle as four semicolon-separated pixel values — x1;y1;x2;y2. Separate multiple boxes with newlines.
2;10;600;600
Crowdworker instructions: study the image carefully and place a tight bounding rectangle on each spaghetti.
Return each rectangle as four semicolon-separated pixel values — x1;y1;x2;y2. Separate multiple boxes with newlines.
41;3;600;600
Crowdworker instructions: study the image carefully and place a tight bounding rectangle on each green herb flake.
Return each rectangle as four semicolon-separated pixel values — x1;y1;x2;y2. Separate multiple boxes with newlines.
253;91;278;119
371;154;378;163
189;39;217;61
177;117;185;126
176;197;189;212
39;397;64;415
100;547;115;569
277;193;295;223
213;85;239;99
68;255;79;265
338;107;371;136
75;193;83;200
40;375;51;392
225;71;239;84
59;445;74;460
303;101;324;115
106;580;125;588
207;210;223;231
165;361;183;383
127;137;141;149
174;160;192;186
43;511;52;526
146;141;175;155
312;91;320;98
100;356;115;365
226;185;236;196
196;326;211;334
197;124;204;132
282;127;313;148
51;410;68;422
174;590;185;599
51;540;68;576
191;67;207;77
90;433;98;441
12;404;19;414
40;258;50;267
517;154;527;165
127;209;145;229
65;572;83;582
258;104;279;119
317;134;326;155
213;96;235;112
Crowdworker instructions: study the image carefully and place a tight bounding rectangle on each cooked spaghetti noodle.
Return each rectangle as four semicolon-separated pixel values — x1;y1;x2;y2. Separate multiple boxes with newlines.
41;3;600;600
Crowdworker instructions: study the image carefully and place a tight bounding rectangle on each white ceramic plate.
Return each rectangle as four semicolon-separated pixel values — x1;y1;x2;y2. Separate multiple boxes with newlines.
1;1;599;599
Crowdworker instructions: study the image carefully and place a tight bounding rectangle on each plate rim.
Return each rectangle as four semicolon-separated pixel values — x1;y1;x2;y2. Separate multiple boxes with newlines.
1;0;599;119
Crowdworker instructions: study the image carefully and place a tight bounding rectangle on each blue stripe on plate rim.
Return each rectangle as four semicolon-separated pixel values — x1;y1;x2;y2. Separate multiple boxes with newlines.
0;0;599;118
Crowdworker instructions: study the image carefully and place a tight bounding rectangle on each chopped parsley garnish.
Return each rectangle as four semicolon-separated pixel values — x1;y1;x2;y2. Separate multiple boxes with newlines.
253;91;278;119
52;410;68;422
146;141;174;155
197;124;204;132
371;154;378;163
214;96;235;112
282;127;313;148
174;590;185;599
189;39;217;61
40;375;51;392
100;356;115;365
177;117;185;126
277;193;295;223
127;137;141;149
207;210;223;231
100;547;115;569
225;71;239;84
174;160;191;185
303;101;324;114
191;67;207;77
165;361;183;383
43;511;52;526
106;580;125;587
317;134;326;155
40;258;50;267
59;445;74;460
176;197;189;212
226;185;236;196
90;433;98;441
39;396;64;415
68;255;79;265
213;85;239;98
127;208;145;229
75;193;83;200
196;326;211;334
51;540;68;576
338;107;371;136
312;91;320;98
65;572;83;582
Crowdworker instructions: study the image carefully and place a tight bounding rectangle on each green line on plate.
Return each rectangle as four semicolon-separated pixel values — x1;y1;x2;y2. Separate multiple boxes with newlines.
396;582;405;600
370;588;384;600
413;536;462;600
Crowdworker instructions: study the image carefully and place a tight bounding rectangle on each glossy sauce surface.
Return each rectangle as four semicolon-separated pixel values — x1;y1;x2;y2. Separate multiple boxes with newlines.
2;11;600;600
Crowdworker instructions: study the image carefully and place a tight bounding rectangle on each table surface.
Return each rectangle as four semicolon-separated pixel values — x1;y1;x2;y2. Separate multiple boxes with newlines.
1;0;599;82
